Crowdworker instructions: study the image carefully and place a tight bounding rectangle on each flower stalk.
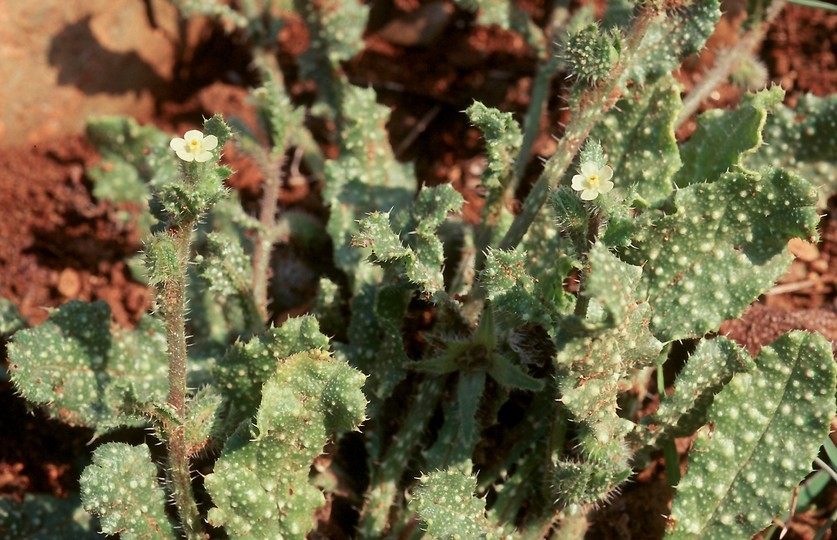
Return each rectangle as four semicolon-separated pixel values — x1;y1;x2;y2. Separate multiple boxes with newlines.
155;167;204;540
152;243;203;538
498;5;656;252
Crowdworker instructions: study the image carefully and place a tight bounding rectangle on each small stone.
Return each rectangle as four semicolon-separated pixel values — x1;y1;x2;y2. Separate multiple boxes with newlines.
810;258;828;274
57;268;81;297
788;238;819;262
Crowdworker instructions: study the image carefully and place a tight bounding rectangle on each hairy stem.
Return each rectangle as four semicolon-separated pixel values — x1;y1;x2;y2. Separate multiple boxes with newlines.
573;210;601;319
252;151;284;323
675;0;785;129
498;6;656;252
158;220;203;540
511;10;563;193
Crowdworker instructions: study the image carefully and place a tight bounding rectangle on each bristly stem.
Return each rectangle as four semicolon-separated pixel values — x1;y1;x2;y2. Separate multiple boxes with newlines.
573;210;601;319
498;6;656;253
157;217;204;540
251;150;284;323
676;0;785;129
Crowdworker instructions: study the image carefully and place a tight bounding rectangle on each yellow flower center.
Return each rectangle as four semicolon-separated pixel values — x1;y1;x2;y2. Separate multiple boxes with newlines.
587;174;600;186
188;139;201;152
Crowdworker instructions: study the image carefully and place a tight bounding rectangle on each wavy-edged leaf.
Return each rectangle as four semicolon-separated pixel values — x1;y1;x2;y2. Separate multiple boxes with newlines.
0;494;99;539
635;336;755;450
86;116;177;232
667;331;836;539
592;73;682;205
746;93;837;205
412;467;513;539
674;86;785;187
205;349;367;538
214;315;330;426
7;301;168;433
624;167;819;341
626;1;720;85
80;443;176;539
324;86;414;291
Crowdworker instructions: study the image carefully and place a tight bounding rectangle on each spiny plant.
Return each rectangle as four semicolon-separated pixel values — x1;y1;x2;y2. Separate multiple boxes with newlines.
2;1;836;539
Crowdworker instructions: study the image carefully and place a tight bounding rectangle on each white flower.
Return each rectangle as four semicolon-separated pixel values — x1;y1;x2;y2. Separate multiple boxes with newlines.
170;130;218;163
571;162;614;201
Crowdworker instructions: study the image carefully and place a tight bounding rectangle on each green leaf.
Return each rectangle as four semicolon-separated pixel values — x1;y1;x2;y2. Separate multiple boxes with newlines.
626;1;721;85
745;93;837;205
466;102;522;193
425;372;487;469
80;443;177;540
674;86;785;188
636;337;755;450
625;167;819;341
412;466;512;539
355;185;464;299
214;315;330;426
592;73;683;205
557;246;662;433
195;232;254;298
585;243;642;324
0;494;99;539
0;298;25;336
205;349;367;538
667;331;836;539
7;301;168;433
183;386;224;456
324;86;414;291
337;282;412;401
481;248;556;327
354;211;411;262
86;117;178;232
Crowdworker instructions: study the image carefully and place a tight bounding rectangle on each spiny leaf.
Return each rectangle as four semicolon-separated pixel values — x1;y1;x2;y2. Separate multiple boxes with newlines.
557;245;662;435
7;301;168;433
625;1;720;85
481;248;556;327
0;298;25;336
354;184;464;299
591;73;682;205
183;386;224;456
86;116;178;232
745;93;837;204
674;86;785;188
80;443;176;540
195;232;254;298
412;466;513;539
205;349;367;538
635;337;755;450
0;494;99;539
336;281;412;405
466;102;522;192
214;315;330;426
324;86;414;291
623;167;819;341
667;331;836;539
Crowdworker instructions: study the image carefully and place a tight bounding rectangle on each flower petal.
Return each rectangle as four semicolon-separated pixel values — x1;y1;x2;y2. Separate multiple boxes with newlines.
571;174;586;191
598;165;614;181
600;180;614;193
175;149;195;162
170;138;186;152
184;130;203;143
580;189;597;201
580;161;599;177
201;135;218;151
194;150;213;163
